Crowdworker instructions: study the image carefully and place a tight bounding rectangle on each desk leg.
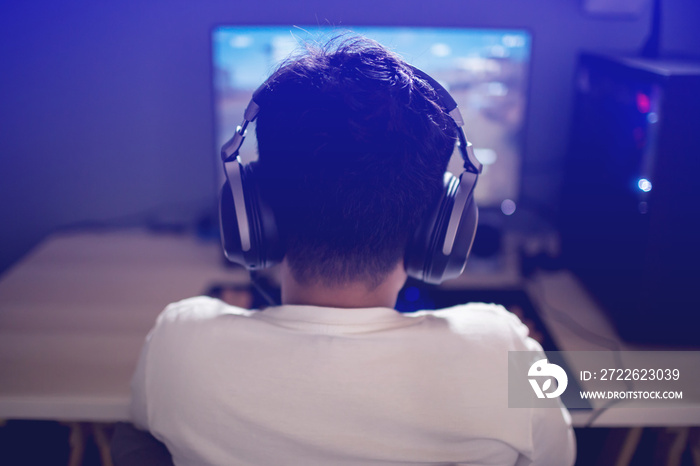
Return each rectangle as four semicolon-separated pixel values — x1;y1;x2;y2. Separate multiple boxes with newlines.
614;427;644;466
690;427;700;466
655;427;690;466
92;422;114;466
67;422;85;466
66;421;114;466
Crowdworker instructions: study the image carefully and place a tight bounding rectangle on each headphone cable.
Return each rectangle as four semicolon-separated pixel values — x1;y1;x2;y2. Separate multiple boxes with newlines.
249;270;279;307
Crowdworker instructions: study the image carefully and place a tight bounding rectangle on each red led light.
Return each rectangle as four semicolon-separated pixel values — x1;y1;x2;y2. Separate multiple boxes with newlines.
636;92;651;114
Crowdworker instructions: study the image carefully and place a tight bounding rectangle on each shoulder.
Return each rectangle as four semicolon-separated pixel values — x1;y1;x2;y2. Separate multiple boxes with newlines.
431;302;520;326
154;296;254;327
417;302;538;351
142;297;256;370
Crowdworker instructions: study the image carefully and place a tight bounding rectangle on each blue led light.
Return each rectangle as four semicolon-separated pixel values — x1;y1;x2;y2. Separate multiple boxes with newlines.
638;178;652;192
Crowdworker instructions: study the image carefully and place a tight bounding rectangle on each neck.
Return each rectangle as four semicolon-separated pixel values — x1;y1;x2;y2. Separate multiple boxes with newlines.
280;260;406;309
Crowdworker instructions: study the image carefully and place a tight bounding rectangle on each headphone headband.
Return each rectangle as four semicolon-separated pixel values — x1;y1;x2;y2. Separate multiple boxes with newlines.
221;66;483;174
407;66;483;175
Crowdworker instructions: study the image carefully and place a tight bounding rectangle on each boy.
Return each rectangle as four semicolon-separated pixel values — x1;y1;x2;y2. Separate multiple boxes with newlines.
127;36;575;465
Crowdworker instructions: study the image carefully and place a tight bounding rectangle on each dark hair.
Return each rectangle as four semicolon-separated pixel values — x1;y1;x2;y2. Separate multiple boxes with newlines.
255;36;456;287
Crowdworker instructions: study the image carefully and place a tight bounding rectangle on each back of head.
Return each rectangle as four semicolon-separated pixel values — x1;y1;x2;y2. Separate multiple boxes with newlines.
255;36;456;288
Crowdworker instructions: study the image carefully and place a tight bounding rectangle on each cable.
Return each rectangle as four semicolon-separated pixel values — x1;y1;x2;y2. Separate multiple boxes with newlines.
530;277;625;352
249;270;279;307
530;276;633;426
584;399;625;428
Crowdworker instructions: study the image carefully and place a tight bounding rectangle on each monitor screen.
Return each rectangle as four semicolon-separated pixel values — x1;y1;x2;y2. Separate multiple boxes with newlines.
212;26;531;209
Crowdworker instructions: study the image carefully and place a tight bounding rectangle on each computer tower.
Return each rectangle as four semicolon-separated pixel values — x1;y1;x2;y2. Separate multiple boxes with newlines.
560;53;700;347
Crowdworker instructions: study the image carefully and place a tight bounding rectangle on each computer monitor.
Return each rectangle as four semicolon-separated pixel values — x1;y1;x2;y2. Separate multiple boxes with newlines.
212;26;532;210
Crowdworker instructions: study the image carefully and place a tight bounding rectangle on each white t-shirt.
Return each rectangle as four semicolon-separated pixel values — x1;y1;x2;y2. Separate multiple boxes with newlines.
131;297;575;466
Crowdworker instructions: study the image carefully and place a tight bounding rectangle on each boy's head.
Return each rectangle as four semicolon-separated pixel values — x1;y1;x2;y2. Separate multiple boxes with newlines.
254;36;457;288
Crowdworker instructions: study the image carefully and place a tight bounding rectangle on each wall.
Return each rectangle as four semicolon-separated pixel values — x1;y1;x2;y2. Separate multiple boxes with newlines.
2;0;694;274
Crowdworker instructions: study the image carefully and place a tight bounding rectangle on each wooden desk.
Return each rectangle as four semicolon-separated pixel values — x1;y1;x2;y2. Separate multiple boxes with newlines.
1;230;698;429
0;230;247;421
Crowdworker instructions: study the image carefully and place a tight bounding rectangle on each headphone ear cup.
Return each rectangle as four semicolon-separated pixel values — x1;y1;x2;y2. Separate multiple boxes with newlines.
220;180;245;264
404;171;479;284
219;162;283;269
241;163;283;268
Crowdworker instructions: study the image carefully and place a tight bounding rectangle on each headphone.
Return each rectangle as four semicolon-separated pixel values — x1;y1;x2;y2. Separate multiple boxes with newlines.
219;66;483;285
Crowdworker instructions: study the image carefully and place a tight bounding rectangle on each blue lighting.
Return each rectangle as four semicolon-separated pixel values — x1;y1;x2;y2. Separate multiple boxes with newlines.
638;178;652;192
404;287;420;302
